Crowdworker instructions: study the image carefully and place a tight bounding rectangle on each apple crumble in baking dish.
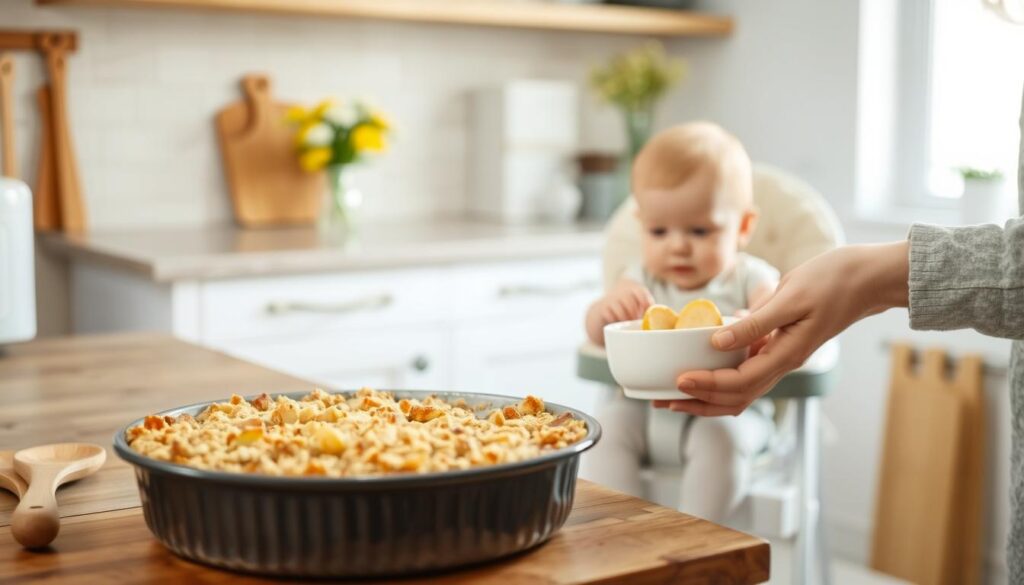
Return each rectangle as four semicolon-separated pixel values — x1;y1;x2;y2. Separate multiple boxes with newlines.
125;387;588;477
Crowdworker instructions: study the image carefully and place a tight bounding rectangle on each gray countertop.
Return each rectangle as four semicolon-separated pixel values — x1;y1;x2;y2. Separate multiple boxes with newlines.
41;219;605;282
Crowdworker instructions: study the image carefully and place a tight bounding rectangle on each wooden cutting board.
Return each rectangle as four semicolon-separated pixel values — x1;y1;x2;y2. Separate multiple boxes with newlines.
215;74;324;227
0;54;15;179
871;344;985;585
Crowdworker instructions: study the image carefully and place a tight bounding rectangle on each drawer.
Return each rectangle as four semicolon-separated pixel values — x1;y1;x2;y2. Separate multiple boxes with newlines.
200;269;449;343
451;256;601;322
452;315;601;414
215;326;451;391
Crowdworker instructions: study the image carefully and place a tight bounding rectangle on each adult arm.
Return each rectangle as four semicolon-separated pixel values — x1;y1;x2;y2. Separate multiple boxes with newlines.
908;218;1024;339
653;241;910;415
657;217;1024;416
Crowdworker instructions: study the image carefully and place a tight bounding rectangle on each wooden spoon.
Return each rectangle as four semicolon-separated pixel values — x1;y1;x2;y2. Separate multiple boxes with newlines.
34;84;60;231
12;443;106;549
0;450;27;499
38;32;86;233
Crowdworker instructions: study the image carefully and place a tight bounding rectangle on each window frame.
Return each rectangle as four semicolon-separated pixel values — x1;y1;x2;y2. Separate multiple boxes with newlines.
891;0;959;210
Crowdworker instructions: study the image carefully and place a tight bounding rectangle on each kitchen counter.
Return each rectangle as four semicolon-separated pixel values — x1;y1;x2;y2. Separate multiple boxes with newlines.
40;218;605;282
0;333;770;584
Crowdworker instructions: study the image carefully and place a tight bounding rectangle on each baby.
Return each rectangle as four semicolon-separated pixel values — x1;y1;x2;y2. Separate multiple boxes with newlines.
583;122;779;524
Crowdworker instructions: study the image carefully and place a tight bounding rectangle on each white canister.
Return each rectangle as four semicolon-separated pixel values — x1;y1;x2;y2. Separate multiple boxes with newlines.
468;80;580;223
539;170;582;224
0;178;36;344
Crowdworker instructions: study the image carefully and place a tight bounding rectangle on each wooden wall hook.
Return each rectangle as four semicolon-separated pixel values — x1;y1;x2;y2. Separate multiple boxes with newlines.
34;32;75;54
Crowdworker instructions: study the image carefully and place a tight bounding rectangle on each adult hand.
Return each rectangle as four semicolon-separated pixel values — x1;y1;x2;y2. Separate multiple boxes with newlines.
653;242;910;416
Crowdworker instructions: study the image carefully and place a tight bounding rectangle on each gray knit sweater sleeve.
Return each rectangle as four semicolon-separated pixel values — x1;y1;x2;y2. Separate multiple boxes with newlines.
908;219;1024;339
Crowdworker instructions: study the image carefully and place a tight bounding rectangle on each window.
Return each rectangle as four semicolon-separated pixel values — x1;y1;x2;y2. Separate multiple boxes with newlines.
927;0;1024;199
857;0;1022;215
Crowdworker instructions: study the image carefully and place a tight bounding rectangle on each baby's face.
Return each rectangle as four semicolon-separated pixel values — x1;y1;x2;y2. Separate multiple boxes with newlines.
635;170;748;290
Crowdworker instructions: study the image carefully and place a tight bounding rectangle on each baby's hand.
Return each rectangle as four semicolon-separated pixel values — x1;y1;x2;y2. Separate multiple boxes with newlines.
598;281;654;326
585;279;654;345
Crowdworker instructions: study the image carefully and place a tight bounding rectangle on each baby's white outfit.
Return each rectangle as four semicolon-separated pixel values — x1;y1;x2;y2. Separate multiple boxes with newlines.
582;253;780;526
623;252;779;316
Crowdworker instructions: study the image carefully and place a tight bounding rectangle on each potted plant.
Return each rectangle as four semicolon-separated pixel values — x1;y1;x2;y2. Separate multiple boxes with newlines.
590;42;686;160
956;166;1007;225
287;100;391;239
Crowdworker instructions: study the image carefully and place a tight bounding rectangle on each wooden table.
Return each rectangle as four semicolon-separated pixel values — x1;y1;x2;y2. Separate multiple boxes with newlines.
0;333;770;584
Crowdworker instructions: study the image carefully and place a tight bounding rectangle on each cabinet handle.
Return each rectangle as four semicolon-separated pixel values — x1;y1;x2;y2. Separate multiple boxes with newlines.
410;355;430;372
265;293;394;316
497;280;599;299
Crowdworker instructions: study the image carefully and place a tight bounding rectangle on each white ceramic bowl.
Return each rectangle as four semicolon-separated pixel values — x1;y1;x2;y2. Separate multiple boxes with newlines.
604;317;747;400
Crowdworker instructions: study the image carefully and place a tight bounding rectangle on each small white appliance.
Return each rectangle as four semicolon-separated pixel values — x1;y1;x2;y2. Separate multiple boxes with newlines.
468;80;579;223
0;177;36;344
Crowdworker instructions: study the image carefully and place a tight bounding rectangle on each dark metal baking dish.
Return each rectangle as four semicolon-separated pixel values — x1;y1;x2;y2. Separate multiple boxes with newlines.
113;390;601;578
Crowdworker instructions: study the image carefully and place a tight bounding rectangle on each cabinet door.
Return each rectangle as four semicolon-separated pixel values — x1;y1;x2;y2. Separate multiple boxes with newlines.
451;256;605;415
214;326;450;391
453;317;605;416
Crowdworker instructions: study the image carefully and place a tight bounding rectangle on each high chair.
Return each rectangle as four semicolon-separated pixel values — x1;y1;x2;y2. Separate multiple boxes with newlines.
577;163;843;585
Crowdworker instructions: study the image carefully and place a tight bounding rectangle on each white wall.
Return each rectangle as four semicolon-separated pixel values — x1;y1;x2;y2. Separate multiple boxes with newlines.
665;0;861;219
3;0;862;228
5;0;639;229
6;0;1014;579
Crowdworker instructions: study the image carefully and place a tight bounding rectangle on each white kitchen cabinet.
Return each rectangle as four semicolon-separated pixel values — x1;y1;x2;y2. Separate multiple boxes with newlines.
218;326;450;391
448;258;606;414
65;252;605;409
452;317;605;416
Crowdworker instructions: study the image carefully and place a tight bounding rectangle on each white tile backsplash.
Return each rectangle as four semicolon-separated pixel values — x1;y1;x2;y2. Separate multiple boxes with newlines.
4;0;644;230
71;85;139;126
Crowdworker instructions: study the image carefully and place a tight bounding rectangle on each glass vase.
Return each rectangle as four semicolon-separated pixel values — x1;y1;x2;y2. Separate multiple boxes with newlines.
610;106;655;207
319;164;363;243
623;106;655;161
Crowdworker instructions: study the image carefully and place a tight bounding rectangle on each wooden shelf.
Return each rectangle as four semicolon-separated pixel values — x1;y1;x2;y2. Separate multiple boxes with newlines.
36;0;734;37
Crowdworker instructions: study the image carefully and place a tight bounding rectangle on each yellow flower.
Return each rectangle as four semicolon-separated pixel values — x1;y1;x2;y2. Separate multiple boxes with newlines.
285;105;310;124
295;121;314;147
351;124;387;153
286;100;334;126
299;147;332;172
368;111;391;130
311;99;333;119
